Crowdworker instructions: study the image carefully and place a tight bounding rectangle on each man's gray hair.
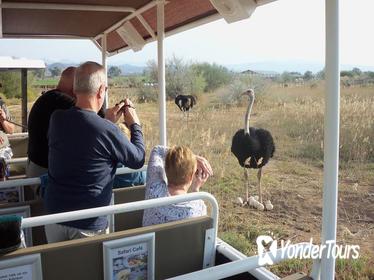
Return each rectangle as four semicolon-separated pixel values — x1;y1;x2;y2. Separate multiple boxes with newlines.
74;61;106;95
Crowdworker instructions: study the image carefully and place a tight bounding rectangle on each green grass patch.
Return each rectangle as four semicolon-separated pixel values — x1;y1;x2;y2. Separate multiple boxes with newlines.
33;78;58;86
336;257;374;280
270;259;312;277
219;231;255;255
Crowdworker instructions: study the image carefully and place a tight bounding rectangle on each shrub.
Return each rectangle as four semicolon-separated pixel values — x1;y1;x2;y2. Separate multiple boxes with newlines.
136;85;158;103
0;71;37;99
192;62;232;92
144;57;206;100
218;74;269;107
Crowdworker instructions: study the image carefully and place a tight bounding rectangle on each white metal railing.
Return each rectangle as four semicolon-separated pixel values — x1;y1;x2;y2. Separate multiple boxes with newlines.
21;191;218;231
0;165;147;190
215;238;280;280
6;157;27;165
21;192;219;264
168;242;312;280
7;132;28;138
21;192;219;268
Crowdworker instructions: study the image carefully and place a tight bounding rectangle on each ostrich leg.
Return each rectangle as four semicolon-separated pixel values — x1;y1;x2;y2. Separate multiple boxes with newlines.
257;168;263;204
244;168;250;202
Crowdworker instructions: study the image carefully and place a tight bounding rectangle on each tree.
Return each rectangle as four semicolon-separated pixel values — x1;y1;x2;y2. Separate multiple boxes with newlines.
192;62;232;92
165;56;190;98
280;71;292;83
303;71;314;81
351;67;362;77
0;71;36;99
33;68;45;79
0;71;20;98
366;71;374;79
145;60;158;82
316;69;325;80
340;70;354;78
50;66;62;77
108;66;122;78
143;57;206;100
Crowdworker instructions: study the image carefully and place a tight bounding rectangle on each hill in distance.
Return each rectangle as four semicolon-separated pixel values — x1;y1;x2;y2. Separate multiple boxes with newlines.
46;62;145;75
45;60;374;76
226;60;374;74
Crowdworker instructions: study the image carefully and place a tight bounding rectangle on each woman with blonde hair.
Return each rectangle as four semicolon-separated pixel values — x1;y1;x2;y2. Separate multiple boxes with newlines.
142;145;213;226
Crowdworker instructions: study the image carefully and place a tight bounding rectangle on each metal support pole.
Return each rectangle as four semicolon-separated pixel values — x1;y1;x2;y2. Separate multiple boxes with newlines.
0;0;3;38
102;33;109;109
157;0;167;146
320;0;340;279
21;68;28;132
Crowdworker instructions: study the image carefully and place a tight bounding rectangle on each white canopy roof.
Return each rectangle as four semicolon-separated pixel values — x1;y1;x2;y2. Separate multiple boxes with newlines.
0;56;46;70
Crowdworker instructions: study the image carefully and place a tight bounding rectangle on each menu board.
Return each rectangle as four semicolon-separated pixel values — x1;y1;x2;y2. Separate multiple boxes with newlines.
0;254;42;280
103;233;155;280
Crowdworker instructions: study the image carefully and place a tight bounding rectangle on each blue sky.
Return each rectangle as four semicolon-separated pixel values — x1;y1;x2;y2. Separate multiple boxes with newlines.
0;0;373;69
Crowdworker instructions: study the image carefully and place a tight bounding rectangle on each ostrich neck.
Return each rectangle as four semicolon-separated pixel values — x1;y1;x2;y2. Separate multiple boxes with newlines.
244;96;254;135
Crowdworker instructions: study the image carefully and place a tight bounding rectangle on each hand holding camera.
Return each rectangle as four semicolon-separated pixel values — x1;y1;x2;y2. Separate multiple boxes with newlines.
121;98;140;127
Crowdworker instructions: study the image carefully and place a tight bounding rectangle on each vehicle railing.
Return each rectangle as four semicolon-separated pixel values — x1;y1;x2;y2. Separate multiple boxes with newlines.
7;132;28;138
20;192;219;267
168;242;312;280
215;238;280;280
6;157;28;165
0;165;147;190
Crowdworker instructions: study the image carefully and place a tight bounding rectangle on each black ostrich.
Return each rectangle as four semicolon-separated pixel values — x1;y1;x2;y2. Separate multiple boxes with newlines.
231;89;275;208
175;95;196;120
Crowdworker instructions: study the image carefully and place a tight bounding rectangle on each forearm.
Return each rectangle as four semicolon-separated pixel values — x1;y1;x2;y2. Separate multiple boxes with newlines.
147;146;168;185
130;124;145;152
124;125;145;169
1;121;14;134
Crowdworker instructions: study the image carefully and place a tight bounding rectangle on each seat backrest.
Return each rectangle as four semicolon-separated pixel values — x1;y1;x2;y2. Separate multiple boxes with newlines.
0;216;213;280
8;135;28;158
7;134;28;177
0;200;46;246
113;185;145;231
0;185;146;246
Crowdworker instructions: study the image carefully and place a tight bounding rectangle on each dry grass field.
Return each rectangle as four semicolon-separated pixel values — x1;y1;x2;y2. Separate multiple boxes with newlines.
7;83;374;279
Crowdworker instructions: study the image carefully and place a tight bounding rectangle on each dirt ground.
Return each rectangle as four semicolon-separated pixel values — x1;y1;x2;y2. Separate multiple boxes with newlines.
220;158;374;254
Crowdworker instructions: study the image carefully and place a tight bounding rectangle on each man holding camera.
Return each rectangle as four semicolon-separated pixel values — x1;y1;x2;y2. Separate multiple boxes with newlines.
44;61;145;242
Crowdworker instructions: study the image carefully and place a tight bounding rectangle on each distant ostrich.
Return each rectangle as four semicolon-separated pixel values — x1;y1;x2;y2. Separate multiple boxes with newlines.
175;95;196;119
231;89;275;210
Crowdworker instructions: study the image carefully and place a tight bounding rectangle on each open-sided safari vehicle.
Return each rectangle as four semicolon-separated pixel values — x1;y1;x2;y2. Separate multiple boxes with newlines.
0;0;341;279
